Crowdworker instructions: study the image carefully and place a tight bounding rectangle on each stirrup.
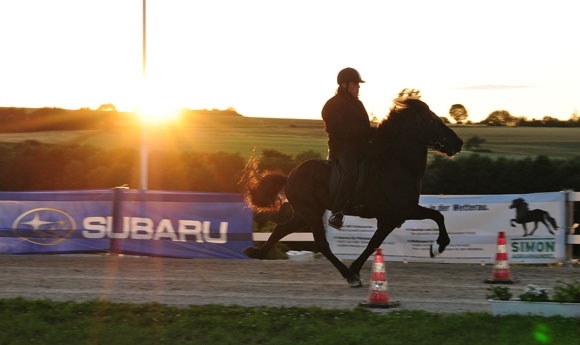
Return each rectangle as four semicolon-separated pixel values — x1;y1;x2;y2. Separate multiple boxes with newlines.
328;212;344;230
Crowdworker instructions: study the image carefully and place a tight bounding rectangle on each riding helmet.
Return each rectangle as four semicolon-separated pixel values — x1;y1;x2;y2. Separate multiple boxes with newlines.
337;67;365;84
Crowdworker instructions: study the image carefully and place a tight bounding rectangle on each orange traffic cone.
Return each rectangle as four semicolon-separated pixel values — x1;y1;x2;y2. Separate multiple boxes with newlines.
484;231;516;284
359;248;400;308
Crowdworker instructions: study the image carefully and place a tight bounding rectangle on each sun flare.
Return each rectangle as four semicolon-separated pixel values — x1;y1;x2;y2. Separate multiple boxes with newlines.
135;82;182;124
137;102;181;125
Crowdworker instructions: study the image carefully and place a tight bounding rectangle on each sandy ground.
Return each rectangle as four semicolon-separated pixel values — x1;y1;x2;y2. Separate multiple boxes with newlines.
1;254;578;314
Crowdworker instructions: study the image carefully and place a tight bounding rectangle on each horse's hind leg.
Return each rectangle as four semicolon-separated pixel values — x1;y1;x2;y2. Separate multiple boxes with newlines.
528;222;539;236
309;217;362;288
244;215;305;259
540;213;556;235
540;219;554;235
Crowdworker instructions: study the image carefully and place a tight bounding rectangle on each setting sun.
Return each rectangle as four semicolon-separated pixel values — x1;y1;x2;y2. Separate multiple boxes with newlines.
134;81;182;125
136;101;182;125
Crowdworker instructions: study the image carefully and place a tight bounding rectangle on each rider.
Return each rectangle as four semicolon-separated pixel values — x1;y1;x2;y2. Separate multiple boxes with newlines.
322;67;374;229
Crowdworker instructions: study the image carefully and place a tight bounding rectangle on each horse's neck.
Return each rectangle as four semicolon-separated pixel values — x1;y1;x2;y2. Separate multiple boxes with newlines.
516;206;529;218
375;141;428;177
373;123;428;176
401;146;428;177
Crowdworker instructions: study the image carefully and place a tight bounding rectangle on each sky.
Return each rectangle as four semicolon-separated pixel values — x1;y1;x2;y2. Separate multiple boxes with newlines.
0;0;578;123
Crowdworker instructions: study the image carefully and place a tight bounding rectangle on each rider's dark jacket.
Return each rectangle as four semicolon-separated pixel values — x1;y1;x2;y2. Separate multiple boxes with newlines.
322;88;373;156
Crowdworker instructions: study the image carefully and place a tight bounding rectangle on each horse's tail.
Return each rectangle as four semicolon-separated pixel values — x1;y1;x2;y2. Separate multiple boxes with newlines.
547;214;559;230
238;152;288;213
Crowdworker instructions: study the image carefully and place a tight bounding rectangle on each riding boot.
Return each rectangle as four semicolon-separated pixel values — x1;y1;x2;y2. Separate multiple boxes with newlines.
329;183;351;230
328;212;344;230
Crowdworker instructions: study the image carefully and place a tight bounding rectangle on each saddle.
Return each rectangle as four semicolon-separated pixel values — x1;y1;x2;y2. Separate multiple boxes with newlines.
328;159;368;215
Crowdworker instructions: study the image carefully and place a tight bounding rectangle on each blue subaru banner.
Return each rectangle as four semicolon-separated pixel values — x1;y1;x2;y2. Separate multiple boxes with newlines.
107;189;253;259
0;190;112;254
0;189;253;259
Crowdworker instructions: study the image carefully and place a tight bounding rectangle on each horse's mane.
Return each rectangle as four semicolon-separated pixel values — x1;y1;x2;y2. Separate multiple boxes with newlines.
514;198;530;211
374;97;423;148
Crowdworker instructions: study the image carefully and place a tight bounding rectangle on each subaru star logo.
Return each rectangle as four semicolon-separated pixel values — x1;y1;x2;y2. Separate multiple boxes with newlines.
12;208;76;245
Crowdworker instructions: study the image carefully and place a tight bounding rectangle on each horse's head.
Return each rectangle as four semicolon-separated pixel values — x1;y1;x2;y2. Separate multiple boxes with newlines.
378;98;463;157
510;198;527;209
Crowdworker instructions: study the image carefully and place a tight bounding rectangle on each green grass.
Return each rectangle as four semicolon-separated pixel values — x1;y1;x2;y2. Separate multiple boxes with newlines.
1;119;579;160
1;298;579;345
0;118;329;160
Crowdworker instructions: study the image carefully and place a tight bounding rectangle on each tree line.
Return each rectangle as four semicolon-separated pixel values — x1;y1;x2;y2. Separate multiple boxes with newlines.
1;103;580;132
0;107;243;133
1;140;578;195
0;141;245;192
448;104;580;126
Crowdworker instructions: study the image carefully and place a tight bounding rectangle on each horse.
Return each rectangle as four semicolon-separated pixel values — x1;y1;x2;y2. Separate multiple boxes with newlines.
239;97;463;287
509;198;558;236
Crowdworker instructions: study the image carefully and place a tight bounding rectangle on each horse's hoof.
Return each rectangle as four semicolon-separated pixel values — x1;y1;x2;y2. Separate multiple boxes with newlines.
430;242;441;258
348;275;363;288
243;247;261;259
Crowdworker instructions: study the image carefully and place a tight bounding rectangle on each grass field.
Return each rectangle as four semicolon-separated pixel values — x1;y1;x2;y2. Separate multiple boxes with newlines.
0;118;579;160
1;298;579;345
451;126;580;159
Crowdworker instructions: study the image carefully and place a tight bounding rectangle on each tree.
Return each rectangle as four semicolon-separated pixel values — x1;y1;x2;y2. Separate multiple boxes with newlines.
569;109;579;122
97;103;117;112
369;112;380;126
449;104;468;124
480;110;515;126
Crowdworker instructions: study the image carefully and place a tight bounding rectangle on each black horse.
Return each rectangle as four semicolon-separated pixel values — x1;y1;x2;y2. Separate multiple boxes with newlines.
509;198;558;236
240;98;463;287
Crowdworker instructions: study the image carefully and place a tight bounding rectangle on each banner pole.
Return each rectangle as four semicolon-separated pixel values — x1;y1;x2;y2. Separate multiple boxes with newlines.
139;0;148;190
110;186;128;254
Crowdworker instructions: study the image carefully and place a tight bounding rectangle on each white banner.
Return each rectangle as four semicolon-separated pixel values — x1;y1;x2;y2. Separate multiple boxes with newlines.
326;192;567;264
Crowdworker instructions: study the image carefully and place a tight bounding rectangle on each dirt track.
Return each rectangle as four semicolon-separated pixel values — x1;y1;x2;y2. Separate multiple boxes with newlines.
1;254;578;314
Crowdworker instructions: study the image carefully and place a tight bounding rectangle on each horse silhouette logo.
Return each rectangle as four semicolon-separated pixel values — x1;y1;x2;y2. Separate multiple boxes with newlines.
509;198;558;237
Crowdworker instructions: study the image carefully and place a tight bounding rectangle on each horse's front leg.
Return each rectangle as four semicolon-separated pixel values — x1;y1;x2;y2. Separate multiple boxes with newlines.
406;205;450;257
510;219;517;227
349;218;399;279
528;222;540;236
522;223;529;237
